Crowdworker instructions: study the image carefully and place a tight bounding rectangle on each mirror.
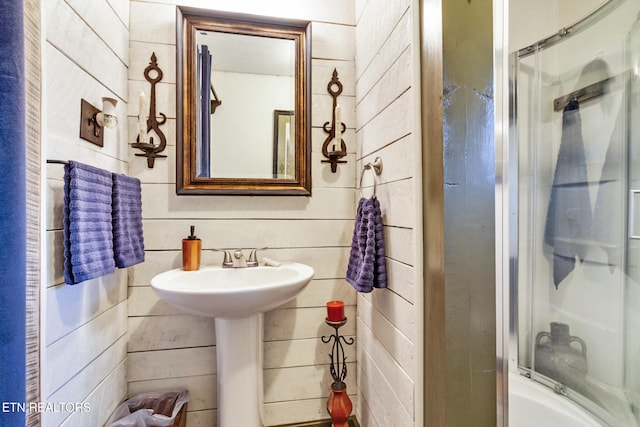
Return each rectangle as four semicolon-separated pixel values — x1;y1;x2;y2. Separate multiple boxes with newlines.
177;7;312;195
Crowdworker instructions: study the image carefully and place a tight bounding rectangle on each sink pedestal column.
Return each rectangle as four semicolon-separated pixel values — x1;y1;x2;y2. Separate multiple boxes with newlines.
214;314;264;427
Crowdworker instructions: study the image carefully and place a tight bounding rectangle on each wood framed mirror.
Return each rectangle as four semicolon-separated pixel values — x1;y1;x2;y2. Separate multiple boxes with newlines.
176;7;312;195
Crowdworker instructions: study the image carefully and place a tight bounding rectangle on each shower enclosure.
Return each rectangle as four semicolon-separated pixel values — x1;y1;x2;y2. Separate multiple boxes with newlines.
509;0;640;424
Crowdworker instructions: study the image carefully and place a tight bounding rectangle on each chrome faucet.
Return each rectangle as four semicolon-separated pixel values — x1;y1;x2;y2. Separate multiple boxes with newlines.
220;248;261;268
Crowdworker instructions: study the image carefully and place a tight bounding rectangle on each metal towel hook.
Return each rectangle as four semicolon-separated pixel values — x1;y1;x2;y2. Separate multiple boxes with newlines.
358;157;383;197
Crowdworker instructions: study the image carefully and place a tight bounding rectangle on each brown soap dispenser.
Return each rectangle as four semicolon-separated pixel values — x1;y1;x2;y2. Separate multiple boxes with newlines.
182;225;201;271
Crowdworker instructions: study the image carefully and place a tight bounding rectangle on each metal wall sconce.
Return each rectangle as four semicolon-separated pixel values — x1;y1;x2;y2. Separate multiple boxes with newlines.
132;52;167;168
79;97;118;147
322;69;348;173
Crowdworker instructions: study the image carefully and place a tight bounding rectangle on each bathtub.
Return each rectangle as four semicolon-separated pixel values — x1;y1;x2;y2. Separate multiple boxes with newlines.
508;373;606;427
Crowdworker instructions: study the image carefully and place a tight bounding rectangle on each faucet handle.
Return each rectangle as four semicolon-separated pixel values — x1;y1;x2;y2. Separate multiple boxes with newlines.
247;249;259;267
247;247;268;267
211;248;235;268
222;250;233;267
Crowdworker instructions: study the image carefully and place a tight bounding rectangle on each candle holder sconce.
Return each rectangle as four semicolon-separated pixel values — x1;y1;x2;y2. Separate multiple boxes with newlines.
321;69;347;173
322;317;355;427
131;52;167;168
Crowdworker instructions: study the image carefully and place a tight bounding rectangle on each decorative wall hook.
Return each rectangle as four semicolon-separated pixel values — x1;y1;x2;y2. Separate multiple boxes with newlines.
131;52;167;168
322;68;347;173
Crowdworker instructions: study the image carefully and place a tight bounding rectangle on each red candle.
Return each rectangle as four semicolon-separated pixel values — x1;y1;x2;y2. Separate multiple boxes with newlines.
326;301;345;322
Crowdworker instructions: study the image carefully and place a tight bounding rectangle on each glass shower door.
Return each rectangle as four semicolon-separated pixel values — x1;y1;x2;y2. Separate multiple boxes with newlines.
625;10;640;423
512;1;640;425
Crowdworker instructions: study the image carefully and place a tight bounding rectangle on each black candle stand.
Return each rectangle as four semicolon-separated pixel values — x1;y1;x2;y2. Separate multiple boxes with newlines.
322;317;355;387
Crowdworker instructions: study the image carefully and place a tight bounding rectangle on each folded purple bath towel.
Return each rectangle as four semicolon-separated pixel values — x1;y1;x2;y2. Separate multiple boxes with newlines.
112;173;145;268
346;197;387;292
64;161;116;284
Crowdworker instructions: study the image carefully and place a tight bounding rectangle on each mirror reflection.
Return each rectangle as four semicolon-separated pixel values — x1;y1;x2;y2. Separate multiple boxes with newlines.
177;7;311;195
196;31;296;179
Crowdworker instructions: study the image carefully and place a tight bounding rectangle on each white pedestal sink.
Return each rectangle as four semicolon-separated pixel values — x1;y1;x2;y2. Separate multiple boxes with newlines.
150;263;314;427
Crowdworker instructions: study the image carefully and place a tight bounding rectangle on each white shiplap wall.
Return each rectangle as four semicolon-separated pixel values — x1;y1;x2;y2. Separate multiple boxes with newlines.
127;1;358;425
354;0;419;425
43;0;130;426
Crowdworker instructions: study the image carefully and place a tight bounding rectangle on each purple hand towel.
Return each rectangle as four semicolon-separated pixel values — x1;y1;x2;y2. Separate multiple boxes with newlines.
346;197;387;292
112;173;145;268
64;161;116;284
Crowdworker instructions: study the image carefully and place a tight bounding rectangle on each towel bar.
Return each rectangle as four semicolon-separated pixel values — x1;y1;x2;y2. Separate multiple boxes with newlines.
46;159;70;165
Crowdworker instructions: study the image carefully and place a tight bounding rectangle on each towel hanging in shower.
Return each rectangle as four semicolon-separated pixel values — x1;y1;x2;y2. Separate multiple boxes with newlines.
346;196;387;292
544;99;592;288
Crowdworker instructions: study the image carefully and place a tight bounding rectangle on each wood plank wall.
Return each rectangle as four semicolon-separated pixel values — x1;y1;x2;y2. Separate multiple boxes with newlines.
127;1;357;425
25;0;42;425
354;0;420;425
39;1;431;426
43;0;130;426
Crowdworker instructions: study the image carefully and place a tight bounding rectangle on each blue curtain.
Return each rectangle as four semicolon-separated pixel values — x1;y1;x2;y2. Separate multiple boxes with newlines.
0;0;27;424
198;45;212;177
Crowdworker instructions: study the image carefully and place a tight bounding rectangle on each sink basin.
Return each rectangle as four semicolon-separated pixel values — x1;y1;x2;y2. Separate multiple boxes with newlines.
150;262;314;319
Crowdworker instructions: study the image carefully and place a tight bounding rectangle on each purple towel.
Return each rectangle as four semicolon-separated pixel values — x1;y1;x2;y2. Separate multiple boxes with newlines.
112;173;145;268
346;197;387;292
64;161;116;284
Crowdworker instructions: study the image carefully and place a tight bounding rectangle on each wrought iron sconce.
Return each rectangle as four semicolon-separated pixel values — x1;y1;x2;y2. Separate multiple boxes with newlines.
79;97;118;147
131;52;167;168
322;69;347;173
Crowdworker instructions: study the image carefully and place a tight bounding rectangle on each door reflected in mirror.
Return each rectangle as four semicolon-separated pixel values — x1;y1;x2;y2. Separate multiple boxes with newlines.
273;110;295;179
177;7;311;195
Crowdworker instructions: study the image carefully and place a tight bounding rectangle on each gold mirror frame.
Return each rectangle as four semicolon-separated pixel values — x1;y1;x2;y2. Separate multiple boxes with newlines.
176;7;312;195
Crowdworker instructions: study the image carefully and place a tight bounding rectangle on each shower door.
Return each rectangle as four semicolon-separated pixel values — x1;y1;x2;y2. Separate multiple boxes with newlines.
512;0;640;424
